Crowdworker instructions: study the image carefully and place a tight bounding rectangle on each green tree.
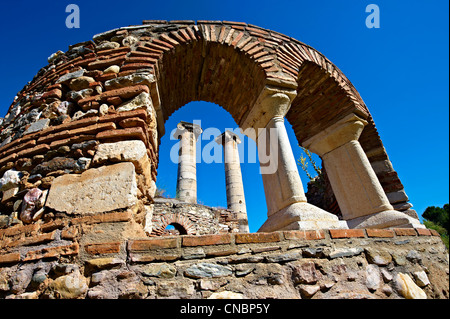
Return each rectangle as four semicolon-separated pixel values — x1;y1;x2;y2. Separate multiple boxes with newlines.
423;203;449;249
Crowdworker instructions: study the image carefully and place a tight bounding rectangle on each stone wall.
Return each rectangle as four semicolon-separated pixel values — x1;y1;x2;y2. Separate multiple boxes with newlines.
150;198;240;236
0;20;412;224
1;227;448;299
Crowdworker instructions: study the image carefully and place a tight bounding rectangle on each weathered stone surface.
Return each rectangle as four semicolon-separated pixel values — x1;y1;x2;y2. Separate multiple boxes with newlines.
48;269;88;299
292;261;318;285
156;279;195;298
0;169;22;191
24;119;50;135
45;162;137;214
85;258;125;271
184;263;232;279
298;284;320;298
393;273;427;299
96;41;120;50
365;248;392;266
208;291;244;299
87;268;147;299
56;69;85;84
104;65;120;74
104;72;155;90
140;263;176;279
406;250;422;264
116;92;154;115
328;247;364;259
69;76;95;91
413;271;430;287
93;140;147;167
20;188;44;224
365;264;382;291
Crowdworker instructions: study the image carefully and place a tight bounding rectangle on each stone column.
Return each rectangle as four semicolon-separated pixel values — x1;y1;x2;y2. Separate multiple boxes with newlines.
258;115;347;232
302;113;424;229
242;90;346;232
173;121;202;204
216;131;249;233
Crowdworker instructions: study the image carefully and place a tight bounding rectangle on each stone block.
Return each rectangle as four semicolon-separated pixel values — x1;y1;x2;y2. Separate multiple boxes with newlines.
393;273;427;299
184;263;232;279
45;162;137;214
92;140;149;173
182;234;232;247
386;190;409;204
24;119;50;135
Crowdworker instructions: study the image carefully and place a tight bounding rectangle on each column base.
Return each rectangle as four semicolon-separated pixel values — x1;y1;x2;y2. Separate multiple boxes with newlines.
346;210;425;229
258;202;348;232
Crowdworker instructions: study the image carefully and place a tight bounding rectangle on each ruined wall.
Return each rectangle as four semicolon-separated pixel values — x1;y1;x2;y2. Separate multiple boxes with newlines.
0;20;440;299
0;228;447;299
150;198;240;236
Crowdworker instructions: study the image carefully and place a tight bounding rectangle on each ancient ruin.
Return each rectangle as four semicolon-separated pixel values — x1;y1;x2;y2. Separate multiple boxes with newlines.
0;20;447;299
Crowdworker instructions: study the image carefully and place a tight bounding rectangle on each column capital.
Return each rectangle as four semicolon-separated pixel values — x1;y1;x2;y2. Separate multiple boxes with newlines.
239;85;297;131
215;130;242;145
302;113;368;156
173;121;203;140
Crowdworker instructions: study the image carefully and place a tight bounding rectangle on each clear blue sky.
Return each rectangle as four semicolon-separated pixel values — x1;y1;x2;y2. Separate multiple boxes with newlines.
0;0;448;232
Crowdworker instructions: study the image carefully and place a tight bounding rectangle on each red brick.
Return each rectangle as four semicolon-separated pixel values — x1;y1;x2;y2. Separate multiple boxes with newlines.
0;139;37;158
429;229;441;237
42;116;99;135
128;238;179;251
182;234;232;247
235;232;282;244
283;230;326;240
152;38;174;49
16;144;50;158
0;223;40;238
24;231;57;246
61;226;79;240
96;127;148;146
0;152;18;167
118;117;147;130
41;219;68;232
70;211;131;225
78;85;149;106
416;228;432;236
393;228;417;236
97;109;149;124
231;32;244;47
366;229;394;238
84;242;122;255
329;229;366;239
121;63;154;72
73;56;98;67
96;47;130;57
96;73;117;82
129;50;161;59
0;252;21;265
69;122;116;136
125;56;158;64
41;89;62;100
23;243;79;261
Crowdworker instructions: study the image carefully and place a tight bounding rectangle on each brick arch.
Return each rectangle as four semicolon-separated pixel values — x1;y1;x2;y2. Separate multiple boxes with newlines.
152;212;196;236
0;20;414;233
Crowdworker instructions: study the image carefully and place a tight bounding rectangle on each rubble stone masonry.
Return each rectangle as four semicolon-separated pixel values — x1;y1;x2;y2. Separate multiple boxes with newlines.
0;20;446;298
